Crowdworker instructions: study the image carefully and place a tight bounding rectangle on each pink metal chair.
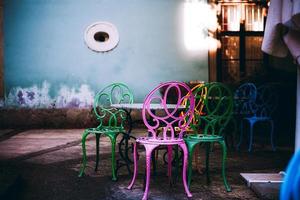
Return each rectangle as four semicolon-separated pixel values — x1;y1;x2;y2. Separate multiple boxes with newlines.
127;81;195;200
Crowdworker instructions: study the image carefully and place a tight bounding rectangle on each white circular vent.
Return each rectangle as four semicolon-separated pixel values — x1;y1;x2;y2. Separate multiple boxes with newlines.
84;22;119;52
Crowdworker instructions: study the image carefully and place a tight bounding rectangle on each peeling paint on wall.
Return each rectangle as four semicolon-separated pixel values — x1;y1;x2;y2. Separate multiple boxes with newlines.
55;84;94;108
4;81;95;108
6;81;53;108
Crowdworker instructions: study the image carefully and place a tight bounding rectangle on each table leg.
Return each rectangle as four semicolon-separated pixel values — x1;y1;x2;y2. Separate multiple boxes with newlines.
116;109;135;175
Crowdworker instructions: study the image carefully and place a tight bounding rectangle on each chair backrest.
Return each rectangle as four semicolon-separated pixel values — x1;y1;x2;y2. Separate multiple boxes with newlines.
254;84;278;117
186;83;207;130
93;83;133;128
191;83;207;116
234;82;257;116
142;81;195;140
192;82;233;136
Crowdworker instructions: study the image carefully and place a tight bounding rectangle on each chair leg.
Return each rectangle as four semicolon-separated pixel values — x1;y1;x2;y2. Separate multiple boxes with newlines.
108;134;118;181
78;130;90;177
270;120;276;151
194;146;202;174
174;145;179;183
179;143;192;198
229;117;238;150
155;149;159;161
128;142;138;190
233;117;239;149
167;145;173;186
205;143;211;185
185;140;198;188
142;144;158;200
151;151;157;176
219;140;231;192
248;121;255;152
95;134;100;172
237;119;244;151
118;133;132;175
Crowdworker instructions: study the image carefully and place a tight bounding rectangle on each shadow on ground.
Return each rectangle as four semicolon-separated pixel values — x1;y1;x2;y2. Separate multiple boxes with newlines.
0;129;293;200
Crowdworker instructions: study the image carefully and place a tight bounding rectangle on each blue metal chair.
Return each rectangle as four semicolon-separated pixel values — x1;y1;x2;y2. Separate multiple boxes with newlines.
237;84;277;152
234;83;257;150
235;83;257;150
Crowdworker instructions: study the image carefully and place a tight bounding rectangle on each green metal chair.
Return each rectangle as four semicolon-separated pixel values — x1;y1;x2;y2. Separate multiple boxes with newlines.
78;83;133;181
184;82;233;192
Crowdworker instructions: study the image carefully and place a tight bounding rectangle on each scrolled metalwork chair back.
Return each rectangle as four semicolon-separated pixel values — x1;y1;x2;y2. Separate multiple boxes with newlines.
93;83;134;129
254;84;278;118
192;82;234;137
234;82;257;117
142;81;195;140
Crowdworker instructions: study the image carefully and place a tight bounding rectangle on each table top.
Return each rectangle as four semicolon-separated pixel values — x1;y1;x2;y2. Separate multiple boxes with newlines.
111;103;185;110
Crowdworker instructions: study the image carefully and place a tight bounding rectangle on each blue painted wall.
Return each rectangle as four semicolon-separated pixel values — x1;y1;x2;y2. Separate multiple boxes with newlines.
3;0;208;107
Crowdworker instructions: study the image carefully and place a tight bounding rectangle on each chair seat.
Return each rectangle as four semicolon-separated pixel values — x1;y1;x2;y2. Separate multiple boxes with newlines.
245;116;271;121
86;126;125;134
185;134;223;142
136;136;185;145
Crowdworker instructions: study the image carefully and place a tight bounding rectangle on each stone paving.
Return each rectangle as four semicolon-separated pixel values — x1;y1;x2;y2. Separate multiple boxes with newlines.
0;129;293;200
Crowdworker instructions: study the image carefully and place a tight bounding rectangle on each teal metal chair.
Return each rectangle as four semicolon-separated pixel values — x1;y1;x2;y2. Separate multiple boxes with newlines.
184;82;233;192
78;83;133;181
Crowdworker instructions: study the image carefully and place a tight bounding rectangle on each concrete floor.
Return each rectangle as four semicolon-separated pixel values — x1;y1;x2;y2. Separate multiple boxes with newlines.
0;129;293;200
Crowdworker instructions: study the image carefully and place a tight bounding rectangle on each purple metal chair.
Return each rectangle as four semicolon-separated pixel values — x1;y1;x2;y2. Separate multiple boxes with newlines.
127;81;195;200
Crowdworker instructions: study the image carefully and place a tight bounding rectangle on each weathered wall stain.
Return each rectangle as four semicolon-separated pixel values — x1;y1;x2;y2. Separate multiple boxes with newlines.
6;81;52;108
55;84;94;108
5;81;94;108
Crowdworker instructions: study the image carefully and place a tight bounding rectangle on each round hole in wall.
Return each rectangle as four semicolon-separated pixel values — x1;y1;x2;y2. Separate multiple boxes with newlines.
94;32;109;42
84;21;119;52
